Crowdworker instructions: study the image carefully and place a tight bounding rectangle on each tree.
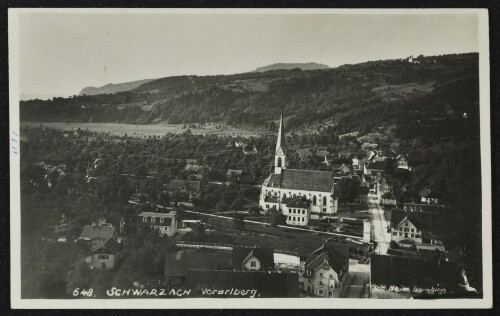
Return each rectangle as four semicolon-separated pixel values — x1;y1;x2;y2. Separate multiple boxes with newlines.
192;222;206;241
269;211;286;227
233;214;244;231
336;178;360;204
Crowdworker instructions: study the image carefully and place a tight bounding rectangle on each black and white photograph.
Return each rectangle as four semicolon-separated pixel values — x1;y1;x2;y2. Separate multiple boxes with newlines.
8;8;492;309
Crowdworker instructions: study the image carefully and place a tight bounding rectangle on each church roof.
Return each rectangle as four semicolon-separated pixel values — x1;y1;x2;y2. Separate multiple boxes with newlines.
263;169;334;192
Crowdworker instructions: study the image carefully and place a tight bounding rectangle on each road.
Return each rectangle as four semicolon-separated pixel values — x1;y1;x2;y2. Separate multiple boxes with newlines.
338;260;370;298
368;193;391;255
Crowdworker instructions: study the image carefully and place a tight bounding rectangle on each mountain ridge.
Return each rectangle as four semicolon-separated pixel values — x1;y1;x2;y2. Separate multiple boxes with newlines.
253;62;330;72
79;78;155;96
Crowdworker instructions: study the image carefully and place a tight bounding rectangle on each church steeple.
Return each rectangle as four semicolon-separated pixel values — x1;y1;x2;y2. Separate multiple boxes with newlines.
274;109;286;175
276;109;286;155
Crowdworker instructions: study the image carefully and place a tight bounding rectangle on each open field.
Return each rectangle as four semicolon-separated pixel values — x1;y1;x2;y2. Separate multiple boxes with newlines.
20;121;266;138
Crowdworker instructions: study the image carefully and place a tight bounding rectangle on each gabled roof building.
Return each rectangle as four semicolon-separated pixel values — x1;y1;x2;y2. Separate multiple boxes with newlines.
259;110;338;219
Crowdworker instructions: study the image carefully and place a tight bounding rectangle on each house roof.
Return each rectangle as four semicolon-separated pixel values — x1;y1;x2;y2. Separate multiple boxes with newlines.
418;187;432;198
285;198;310;209
232;247;274;271
296;148;313;159
381;191;397;200
138;211;177;218
263;169;334;192
227;169;243;176
79;225;115;240
310;242;349;274
365;161;386;171
169;180;200;192
185;269;299;298
90;237;121;254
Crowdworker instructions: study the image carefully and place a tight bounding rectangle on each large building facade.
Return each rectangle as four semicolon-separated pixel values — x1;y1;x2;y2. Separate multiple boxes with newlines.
259;112;338;223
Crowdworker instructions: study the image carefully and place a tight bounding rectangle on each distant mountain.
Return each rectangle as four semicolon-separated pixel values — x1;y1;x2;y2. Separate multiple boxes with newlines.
79;79;155;96
254;62;330;72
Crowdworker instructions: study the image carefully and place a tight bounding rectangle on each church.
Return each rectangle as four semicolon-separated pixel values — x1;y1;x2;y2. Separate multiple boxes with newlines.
259;111;338;226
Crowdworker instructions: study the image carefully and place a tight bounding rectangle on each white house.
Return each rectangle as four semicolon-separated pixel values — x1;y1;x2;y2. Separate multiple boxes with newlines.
419;188;440;204
301;243;349;298
138;211;177;237
282;198;311;226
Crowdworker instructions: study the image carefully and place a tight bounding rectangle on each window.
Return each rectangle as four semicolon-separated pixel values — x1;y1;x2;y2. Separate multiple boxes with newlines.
143;217;147;223
313;196;317;205
323;196;327;205
318;290;324;295
250;261;256;267
277;157;282;167
159;218;164;223
319;281;323;286
288;216;291;221
266;204;269;209
302;210;305;214
323;208;326;212
399;233;402;236
98;255;109;259
320;273;323;278
405;222;408;226
164;226;168;231
411;234;414;238
411;228;414;232
404;228;409;232
415;234;421;238
330;274;333;279
393;232;397;236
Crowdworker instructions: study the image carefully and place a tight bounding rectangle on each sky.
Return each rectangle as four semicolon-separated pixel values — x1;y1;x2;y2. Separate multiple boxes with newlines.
14;10;480;100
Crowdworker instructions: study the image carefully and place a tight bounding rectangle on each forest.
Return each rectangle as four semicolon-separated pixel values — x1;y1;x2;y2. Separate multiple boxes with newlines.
20;53;479;137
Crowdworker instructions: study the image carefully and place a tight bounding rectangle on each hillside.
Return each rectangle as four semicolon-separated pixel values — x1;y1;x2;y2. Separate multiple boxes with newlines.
79;78;155;96
254;62;330;72
21;53;479;141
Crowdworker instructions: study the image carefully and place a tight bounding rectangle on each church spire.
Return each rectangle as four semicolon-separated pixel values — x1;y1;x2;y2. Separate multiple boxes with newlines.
276;109;285;155
274;108;286;175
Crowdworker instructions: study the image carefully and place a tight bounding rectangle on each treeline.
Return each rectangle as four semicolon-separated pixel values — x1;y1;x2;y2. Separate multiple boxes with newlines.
20;53;479;136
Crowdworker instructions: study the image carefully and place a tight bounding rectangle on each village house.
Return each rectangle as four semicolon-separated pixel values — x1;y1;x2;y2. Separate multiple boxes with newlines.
395;154;412;171
389;209;462;251
137;211;177;237
89;237;121;269
380;191;398;207
419;187;441;204
260;111;339;219
363;161;386;176
226;169;243;182
301;242;349;298
167;180;201;200
90;211;126;236
351;154;366;170
354;186;370;205
403;203;447;213
77;222;120;269
282;197;311;226
232;247;275;271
